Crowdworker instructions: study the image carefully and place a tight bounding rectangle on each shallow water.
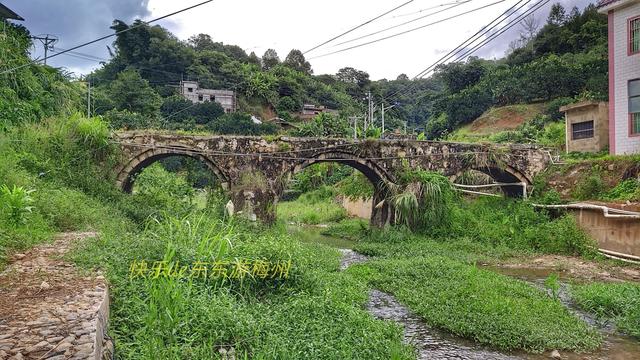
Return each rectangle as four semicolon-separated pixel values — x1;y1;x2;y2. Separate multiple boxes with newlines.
287;224;356;249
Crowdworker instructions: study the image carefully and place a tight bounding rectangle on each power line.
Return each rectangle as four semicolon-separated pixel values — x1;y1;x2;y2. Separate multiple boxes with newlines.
390;1;468;18
415;0;544;79
308;0;507;60
303;0;415;55
333;0;471;47
382;0;534;101
0;0;215;75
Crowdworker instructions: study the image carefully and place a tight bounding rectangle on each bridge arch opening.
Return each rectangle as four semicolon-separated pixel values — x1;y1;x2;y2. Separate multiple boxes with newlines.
282;151;394;226
452;165;531;198
116;148;229;194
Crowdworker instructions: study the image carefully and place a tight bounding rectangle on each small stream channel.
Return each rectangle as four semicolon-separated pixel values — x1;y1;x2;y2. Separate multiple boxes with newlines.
288;225;640;360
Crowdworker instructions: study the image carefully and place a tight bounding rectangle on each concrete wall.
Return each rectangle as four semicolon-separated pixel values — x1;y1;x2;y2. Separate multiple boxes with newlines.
610;3;640;154
562;101;609;153
571;208;640;257
341;197;373;219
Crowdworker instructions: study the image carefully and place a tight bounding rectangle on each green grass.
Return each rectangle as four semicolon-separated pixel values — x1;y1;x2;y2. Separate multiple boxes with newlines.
349;255;602;353
277;187;347;225
572;282;640;339
73;214;413;359
321;218;369;240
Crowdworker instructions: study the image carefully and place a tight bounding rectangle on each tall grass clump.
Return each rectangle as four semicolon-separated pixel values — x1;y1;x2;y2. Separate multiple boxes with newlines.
391;170;456;234
449;197;596;256
277;186;347;225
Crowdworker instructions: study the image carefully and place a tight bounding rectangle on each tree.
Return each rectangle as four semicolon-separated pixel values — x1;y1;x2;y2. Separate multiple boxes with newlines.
336;67;370;87
208;113;277;135
396;74;409;81
248;51;261;66
109;69;162;116
283;49;312;75
192;101;225;124
262;49;280;70
435;57;488;93
547;3;567;26
188;33;216;51
520;14;540;44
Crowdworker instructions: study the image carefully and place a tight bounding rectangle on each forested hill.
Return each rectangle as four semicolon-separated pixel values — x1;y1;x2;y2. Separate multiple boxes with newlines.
420;3;608;139
1;3;608;139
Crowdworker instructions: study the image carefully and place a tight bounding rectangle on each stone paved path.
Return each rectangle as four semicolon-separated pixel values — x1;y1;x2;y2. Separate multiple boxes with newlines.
0;232;111;360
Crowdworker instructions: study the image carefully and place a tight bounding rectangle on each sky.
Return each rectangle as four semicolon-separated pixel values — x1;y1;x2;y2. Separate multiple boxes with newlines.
6;0;594;80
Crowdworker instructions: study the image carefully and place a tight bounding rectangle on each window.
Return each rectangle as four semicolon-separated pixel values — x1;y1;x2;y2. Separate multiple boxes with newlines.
631;17;640;55
630;79;640;135
187;87;193;93
198;94;203;101
572;121;594;140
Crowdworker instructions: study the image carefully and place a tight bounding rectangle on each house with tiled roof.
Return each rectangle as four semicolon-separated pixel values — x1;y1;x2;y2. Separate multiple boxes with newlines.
598;0;640;154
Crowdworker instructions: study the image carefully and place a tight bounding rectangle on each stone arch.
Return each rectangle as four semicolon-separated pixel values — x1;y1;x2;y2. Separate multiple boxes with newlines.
285;151;395;227
116;146;229;193
451;164;531;198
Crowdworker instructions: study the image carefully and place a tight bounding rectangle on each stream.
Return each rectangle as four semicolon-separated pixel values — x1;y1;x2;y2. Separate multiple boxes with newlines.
288;225;640;360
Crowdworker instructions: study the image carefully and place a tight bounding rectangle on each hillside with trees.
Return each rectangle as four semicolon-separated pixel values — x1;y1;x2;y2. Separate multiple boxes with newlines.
70;3;608;144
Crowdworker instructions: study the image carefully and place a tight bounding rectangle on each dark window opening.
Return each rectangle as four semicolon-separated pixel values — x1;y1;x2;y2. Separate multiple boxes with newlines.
198;94;203;101
187;87;194;93
572;120;594;140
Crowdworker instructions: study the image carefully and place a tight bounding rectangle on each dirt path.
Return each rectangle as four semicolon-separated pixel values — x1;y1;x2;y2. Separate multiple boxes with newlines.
0;232;111;360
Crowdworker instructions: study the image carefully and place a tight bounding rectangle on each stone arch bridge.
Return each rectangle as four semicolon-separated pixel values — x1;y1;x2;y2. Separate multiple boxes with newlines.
113;132;551;226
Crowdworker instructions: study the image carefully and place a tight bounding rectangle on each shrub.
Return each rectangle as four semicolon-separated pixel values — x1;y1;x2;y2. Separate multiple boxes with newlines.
602;179;640;201
544;97;574;121
208;113;277;135
0;184;34;225
573;173;605;200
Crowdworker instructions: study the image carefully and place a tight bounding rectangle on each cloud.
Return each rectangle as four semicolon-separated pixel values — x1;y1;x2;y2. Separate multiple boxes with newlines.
6;0;151;75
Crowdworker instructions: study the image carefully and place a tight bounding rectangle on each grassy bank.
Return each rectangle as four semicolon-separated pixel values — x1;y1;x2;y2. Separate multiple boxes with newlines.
572;282;640;339
74;213;412;359
349;256;601;352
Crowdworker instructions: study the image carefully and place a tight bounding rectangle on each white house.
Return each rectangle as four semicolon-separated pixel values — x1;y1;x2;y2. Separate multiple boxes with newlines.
180;80;236;113
598;0;640;155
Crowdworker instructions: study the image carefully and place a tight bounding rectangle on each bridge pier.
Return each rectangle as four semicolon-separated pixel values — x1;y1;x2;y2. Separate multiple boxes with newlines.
370;187;394;228
229;188;277;224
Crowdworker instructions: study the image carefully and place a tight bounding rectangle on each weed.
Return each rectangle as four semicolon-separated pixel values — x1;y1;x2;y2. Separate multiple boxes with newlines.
0;184;34;225
572;282;640;338
544;273;560;301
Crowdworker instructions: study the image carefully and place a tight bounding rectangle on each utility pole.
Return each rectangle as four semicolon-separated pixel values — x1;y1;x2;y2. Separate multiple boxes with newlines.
381;103;397;137
381;104;385;137
349;116;358;139
365;91;372;136
30;35;58;65
86;77;91;118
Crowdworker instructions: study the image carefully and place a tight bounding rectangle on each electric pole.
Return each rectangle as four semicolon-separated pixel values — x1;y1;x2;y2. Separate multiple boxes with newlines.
30;35;58;65
87;77;91;118
381;103;385;137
